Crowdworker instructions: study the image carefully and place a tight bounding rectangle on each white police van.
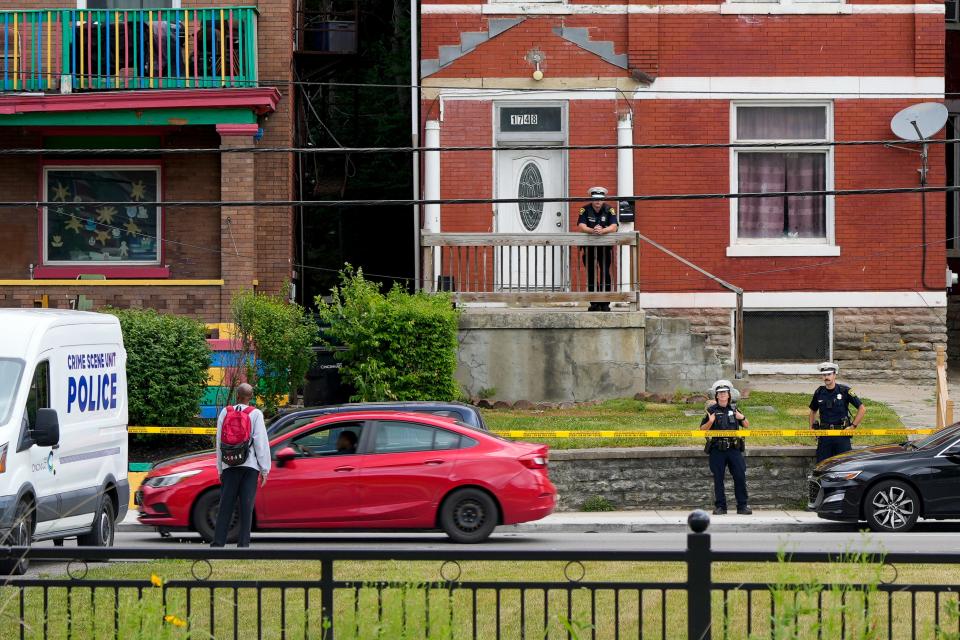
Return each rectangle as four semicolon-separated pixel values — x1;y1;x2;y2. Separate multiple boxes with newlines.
0;309;128;573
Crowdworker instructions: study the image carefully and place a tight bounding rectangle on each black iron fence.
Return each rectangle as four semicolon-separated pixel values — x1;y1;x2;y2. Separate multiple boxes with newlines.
2;513;960;639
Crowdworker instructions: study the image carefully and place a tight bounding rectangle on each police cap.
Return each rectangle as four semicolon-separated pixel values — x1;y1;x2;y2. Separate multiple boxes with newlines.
818;362;839;374
589;186;608;199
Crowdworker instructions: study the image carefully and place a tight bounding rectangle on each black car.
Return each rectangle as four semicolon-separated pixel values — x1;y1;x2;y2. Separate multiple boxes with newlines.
265;401;488;438
809;424;960;532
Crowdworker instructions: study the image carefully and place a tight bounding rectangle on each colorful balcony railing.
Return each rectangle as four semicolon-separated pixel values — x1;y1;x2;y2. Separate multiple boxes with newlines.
1;7;257;92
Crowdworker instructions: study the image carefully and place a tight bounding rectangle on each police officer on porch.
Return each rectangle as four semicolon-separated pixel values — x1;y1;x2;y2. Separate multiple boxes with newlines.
700;380;752;515
577;186;618;312
810;362;866;462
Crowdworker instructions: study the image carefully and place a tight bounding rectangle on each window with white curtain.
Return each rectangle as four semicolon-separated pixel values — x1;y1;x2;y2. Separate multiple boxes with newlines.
729;103;836;256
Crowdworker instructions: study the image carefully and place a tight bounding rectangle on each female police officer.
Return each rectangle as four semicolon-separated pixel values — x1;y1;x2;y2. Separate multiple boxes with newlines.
700;380;752;515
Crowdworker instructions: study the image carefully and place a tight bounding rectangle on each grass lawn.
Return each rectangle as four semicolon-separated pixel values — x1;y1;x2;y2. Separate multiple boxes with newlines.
481;391;907;449
5;557;960;639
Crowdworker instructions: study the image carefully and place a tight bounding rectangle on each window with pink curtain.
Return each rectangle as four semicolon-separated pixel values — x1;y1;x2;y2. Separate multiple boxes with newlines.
736;107;828;240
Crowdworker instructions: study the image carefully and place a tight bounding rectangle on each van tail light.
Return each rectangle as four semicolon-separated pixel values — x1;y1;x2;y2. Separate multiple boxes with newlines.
519;454;548;469
0;443;8;475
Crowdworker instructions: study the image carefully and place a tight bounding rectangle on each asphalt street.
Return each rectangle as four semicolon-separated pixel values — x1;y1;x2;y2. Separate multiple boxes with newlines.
12;525;960;578
63;524;960;552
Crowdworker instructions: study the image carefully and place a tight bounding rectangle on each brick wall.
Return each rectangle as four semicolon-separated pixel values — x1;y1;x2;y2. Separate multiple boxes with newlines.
0;285;221;319
250;0;295;296
433;97;944;294
422;13;939;78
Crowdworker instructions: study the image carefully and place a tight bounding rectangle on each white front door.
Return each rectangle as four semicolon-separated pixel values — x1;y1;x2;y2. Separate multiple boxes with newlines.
495;149;565;290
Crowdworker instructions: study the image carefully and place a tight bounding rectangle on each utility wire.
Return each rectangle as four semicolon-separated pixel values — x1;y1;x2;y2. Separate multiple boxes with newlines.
15;138;960;155
43;206;960;291
18;184;960;208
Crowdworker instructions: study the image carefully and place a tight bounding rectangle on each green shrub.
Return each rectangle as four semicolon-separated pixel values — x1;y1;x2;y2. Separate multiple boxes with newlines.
316;267;460;402
232;290;319;414
580;496;616;512
107;308;210;426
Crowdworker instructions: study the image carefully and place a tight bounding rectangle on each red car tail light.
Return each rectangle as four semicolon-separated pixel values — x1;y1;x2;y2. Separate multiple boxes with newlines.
519;454;548;469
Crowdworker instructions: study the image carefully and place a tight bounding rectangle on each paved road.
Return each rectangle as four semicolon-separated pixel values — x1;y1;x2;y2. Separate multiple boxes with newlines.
15;525;960;577
106;523;960;553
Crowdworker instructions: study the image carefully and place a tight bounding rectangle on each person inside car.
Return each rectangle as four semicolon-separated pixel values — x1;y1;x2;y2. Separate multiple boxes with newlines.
336;431;358;455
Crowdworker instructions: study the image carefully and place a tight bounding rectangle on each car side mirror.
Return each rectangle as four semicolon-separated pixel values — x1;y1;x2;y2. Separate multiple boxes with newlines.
31;408;60;448
275;447;297;466
945;443;960;457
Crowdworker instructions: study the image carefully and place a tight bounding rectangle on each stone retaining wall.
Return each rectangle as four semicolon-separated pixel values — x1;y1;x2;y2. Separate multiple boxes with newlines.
456;310;646;403
549;447;817;510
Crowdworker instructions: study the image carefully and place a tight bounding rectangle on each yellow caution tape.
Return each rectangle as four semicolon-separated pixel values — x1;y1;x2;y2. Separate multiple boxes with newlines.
128;426;936;438
129;426;216;435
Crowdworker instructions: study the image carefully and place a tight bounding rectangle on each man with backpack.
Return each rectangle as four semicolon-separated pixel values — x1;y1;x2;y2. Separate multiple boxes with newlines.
212;383;271;547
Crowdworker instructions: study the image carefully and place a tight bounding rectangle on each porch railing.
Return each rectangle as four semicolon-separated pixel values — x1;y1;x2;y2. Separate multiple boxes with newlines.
421;232;639;305
0;7;257;92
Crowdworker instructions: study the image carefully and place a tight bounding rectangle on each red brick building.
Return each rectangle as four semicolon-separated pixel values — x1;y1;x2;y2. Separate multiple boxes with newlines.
0;0;296;321
420;0;948;380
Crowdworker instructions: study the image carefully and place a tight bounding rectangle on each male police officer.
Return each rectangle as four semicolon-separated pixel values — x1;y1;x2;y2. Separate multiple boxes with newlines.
809;362;866;463
700;380;752;515
577;186;618;311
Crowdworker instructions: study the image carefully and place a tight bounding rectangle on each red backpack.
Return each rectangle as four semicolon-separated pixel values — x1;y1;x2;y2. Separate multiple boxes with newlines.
220;405;255;467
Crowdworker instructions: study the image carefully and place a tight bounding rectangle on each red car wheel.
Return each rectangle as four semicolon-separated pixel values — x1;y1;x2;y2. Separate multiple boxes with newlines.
440;488;499;543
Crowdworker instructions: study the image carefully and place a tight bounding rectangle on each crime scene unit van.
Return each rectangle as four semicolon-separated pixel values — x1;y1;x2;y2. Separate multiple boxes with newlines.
0;309;128;574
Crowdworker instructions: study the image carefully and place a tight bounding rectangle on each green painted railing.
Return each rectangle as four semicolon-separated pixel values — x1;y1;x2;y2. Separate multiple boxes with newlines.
0;7;257;92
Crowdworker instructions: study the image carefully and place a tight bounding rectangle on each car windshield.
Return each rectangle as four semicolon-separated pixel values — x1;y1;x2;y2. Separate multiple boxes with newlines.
911;424;960;450
0;359;25;427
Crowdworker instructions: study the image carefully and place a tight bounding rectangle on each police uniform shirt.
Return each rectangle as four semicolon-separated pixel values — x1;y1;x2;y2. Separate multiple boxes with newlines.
699;403;742;430
809;384;862;425
577;203;618;230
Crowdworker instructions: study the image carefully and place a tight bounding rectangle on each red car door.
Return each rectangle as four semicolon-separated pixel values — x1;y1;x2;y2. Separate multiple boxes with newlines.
256;421;368;527
358;420;466;526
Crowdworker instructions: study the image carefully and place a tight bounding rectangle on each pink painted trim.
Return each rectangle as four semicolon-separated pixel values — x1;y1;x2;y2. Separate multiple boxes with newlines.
34;266;171;279
207;338;244;351
216;123;259;136
0;88;281;116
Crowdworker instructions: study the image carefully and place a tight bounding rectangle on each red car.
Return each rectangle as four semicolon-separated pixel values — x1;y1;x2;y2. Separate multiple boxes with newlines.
136;411;556;543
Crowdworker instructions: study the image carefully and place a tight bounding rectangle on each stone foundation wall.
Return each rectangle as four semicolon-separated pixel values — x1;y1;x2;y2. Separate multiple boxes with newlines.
832;307;945;381
645;306;945;382
549;447;817;510
644;308;733;364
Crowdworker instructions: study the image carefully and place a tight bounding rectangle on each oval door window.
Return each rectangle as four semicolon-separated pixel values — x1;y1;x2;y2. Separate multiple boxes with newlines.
518;162;544;232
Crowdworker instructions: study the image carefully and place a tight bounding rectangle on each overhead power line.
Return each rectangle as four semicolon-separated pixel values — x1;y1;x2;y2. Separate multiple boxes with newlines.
43;206;959;291
14;138;960;155
16;184;960;209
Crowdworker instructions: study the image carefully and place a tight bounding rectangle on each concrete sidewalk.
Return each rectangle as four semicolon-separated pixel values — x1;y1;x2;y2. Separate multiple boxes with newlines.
120;509;850;535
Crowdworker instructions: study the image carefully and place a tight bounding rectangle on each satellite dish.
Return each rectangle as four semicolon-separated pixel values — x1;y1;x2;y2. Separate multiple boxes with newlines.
891;102;948;141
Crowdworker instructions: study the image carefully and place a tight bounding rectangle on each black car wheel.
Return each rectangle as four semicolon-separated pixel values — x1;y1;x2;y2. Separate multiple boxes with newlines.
192;489;239;544
864;480;919;532
78;496;116;547
439;488;498;543
0;501;33;575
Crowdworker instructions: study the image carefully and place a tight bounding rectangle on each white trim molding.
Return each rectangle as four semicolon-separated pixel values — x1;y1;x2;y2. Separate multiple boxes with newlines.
746;363;823;375
428;79;943;108
637;291;947;308
422;3;943;14
726;245;841;257
632;77;944;100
